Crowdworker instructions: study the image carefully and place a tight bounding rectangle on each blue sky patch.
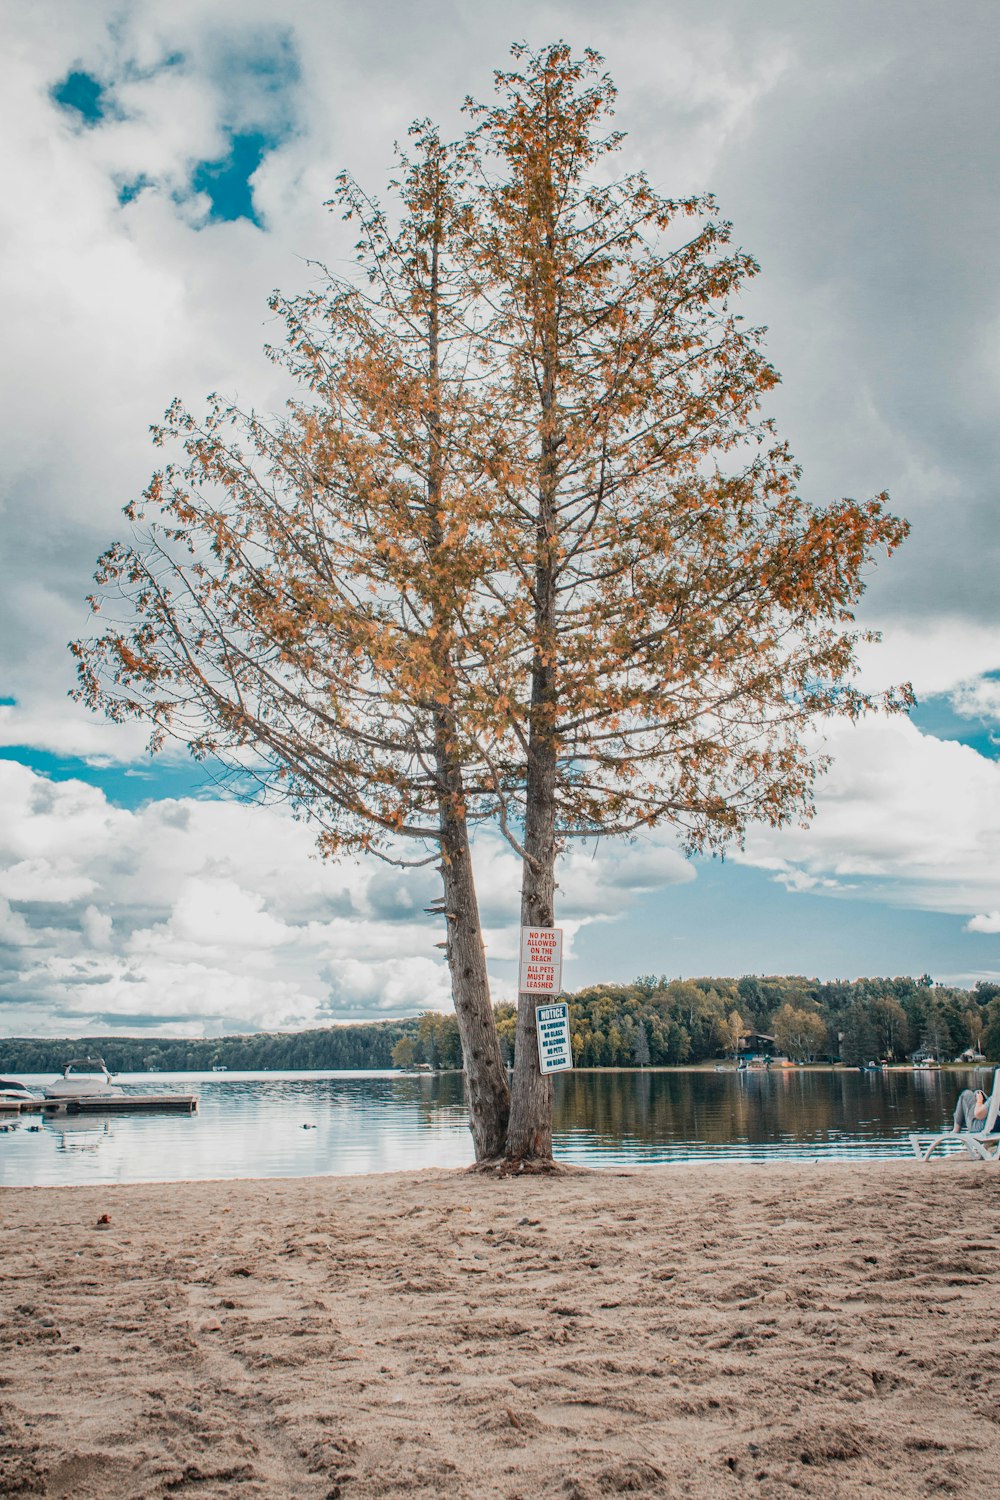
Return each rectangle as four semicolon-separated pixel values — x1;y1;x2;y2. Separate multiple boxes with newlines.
51;70;108;124
909;693;1000;759
187;28;299;227
191;131;270;226
117;175;152;206
570;859;1000;991
0;746;224;810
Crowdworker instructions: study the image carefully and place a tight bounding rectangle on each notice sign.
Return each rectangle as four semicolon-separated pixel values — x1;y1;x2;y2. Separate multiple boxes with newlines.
519;926;563;994
535;1002;573;1075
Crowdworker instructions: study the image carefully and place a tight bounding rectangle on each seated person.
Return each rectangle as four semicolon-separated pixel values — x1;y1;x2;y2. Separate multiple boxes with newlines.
953;1087;990;1133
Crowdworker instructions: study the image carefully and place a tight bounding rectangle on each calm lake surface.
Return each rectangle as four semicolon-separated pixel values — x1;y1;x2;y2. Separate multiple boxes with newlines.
0;1067;989;1187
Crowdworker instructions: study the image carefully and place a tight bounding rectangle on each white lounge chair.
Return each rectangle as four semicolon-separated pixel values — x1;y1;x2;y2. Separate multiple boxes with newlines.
909;1069;1000;1161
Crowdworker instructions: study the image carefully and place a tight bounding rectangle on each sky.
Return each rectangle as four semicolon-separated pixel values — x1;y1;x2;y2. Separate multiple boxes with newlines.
2;0;1000;1038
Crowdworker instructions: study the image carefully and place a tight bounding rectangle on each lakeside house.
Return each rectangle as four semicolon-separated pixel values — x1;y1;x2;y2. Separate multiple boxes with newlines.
737;1030;778;1062
735;1031;798;1069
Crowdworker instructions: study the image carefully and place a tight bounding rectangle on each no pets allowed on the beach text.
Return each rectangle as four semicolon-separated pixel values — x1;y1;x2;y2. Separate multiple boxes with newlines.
519;925;563;994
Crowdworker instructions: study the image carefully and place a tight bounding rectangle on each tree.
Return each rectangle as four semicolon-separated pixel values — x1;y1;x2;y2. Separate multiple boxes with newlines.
493;1003;518;1067
839;1002;879;1067
964;1006;985;1054
74;42;910;1171
633;1019;651;1068
869;995;910;1061
666;981;731;1058
72;128;511;1159
919;1006;950;1062
717;1009;747;1060
982;999;1000;1062
737;977;769;1030
392;1036;416;1069
462;44;909;1157
771;1003;827;1062
416;1011;462;1070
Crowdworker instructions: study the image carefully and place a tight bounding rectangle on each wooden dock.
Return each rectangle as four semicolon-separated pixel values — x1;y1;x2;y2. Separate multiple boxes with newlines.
63;1094;198;1115
0;1095;198;1116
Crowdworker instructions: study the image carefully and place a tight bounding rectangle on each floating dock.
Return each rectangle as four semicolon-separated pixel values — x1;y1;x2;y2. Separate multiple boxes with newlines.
62;1094;198;1115
0;1095;198;1116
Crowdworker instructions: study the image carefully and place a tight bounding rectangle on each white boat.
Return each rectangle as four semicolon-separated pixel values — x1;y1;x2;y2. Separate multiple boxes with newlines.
42;1059;124;1099
0;1078;37;1103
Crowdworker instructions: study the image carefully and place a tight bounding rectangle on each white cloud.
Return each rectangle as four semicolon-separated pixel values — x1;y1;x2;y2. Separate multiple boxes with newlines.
0;759;438;1036
950;677;1000;723
320;956;450;1017
0;761;697;1037
81;904;114;949
0;697;152;762
0;760;130;865
0;898;35;947
735;715;1000;916
0;859;97;904
854;622;1000;703
167;876;292;950
967;913;1000;935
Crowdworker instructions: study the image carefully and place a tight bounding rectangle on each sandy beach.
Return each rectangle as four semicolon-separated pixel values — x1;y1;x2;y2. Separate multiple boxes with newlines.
2;1160;999;1498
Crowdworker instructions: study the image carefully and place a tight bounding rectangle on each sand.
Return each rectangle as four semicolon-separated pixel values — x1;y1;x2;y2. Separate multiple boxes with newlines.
2;1159;999;1499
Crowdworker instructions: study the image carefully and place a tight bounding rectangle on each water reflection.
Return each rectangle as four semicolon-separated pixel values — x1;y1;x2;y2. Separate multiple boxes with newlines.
0;1071;474;1188
550;1067;985;1165
0;1067;989;1187
43;1115;111;1154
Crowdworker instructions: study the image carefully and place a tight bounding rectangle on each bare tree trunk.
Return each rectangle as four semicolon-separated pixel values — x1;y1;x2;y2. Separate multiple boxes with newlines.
435;728;510;1159
506;246;560;1160
423;165;510;1161
505;721;557;1159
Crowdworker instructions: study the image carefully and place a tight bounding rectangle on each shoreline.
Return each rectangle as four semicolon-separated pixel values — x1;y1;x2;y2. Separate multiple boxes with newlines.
8;1061;988;1077
4;1160;1000;1497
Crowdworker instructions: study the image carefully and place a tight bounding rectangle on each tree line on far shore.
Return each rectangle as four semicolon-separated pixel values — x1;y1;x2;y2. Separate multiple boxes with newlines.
399;974;1000;1070
5;974;1000;1076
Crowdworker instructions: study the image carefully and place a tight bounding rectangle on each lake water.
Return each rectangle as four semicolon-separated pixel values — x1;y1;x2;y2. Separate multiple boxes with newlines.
0;1066;989;1187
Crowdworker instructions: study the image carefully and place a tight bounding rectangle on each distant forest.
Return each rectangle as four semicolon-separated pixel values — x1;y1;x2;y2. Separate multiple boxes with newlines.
4;975;1000;1074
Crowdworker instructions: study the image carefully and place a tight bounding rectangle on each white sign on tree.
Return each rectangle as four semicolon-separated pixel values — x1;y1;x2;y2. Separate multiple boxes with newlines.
535;1001;573;1074
519;926;563;994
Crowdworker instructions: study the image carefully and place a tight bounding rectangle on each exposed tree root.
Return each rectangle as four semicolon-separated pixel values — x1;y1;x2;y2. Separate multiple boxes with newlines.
466;1156;591;1177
